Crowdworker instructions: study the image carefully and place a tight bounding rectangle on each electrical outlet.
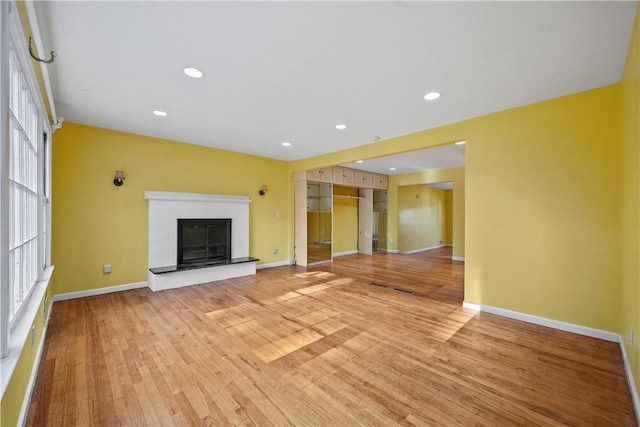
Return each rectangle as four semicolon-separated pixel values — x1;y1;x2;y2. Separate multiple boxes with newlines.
31;325;36;346
272;248;278;255
630;326;634;345
103;264;112;274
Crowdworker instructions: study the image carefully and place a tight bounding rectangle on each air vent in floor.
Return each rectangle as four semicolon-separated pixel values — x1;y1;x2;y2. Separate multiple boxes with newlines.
370;282;389;288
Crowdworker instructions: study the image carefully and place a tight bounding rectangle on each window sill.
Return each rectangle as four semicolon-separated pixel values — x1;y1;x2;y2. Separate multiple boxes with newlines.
0;265;54;399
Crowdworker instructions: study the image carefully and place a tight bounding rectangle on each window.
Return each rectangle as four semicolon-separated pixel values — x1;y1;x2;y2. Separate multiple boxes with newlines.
1;1;51;358
8;45;41;322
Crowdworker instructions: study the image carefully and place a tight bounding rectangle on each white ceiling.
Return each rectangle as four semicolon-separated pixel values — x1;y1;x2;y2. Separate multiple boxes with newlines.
341;142;465;175
35;1;636;171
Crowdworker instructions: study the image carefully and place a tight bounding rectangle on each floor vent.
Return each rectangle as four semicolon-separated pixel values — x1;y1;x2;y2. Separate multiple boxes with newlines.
370;282;388;288
393;287;413;294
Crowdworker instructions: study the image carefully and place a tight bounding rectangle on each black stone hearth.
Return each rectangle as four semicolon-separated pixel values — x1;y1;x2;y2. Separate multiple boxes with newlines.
149;257;259;275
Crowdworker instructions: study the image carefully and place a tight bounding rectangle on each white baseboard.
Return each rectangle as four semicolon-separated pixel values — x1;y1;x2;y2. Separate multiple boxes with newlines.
403;244;446;255
256;260;292;270
462;302;619;342
386;249;401;254
17;298;53;427
619;340;640;421
462;301;639;420
333;250;359;258
452;256;465;262
53;281;148;302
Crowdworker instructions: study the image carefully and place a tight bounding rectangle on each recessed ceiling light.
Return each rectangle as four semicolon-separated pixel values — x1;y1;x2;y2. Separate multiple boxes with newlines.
282;142;291;147
335;124;347;130
152;110;168;117
184;67;204;79
455;140;466;145
424;91;441;101
372;136;380;141
356;160;363;164
389;167;396;171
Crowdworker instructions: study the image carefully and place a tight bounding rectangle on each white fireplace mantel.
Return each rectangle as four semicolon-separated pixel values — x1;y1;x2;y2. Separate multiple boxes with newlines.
145;191;256;291
145;191;252;205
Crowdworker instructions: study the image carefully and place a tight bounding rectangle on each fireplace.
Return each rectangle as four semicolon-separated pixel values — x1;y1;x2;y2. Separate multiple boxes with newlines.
177;218;231;266
146;191;257;292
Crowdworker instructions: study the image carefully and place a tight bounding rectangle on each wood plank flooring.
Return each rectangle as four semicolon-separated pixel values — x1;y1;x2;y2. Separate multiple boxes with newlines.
26;248;636;426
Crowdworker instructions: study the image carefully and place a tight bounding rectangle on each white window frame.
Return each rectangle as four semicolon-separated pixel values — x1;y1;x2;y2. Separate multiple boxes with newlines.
1;0;52;367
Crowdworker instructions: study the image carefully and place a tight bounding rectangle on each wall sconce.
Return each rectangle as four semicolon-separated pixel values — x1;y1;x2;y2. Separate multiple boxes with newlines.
259;185;268;196
113;170;125;187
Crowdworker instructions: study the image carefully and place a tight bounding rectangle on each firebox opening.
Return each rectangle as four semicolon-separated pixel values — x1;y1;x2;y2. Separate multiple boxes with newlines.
177;218;231;266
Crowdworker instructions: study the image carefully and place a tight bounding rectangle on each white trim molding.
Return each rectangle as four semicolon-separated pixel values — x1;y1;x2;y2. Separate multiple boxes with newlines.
452;256;465;262
24;0;58;126
144;191;251;205
387;249;401;254
619;340;640;421
402;244;446;255
256;260;292;270
461;302;619;342
53;281;147;302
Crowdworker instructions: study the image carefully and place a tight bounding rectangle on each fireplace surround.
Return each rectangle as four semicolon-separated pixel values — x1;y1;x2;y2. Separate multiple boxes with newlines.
145;191;258;291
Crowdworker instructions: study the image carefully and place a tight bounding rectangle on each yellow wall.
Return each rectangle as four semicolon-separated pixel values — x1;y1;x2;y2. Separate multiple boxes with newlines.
444;190;453;245
332;186;359;254
389;167;465;258
397;185;447;252
0;282;53;427
464;85;621;331
620;1;640;401
51;123;291;295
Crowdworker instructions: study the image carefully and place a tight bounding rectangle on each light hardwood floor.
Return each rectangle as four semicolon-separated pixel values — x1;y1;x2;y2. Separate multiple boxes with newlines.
26;248;636;426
